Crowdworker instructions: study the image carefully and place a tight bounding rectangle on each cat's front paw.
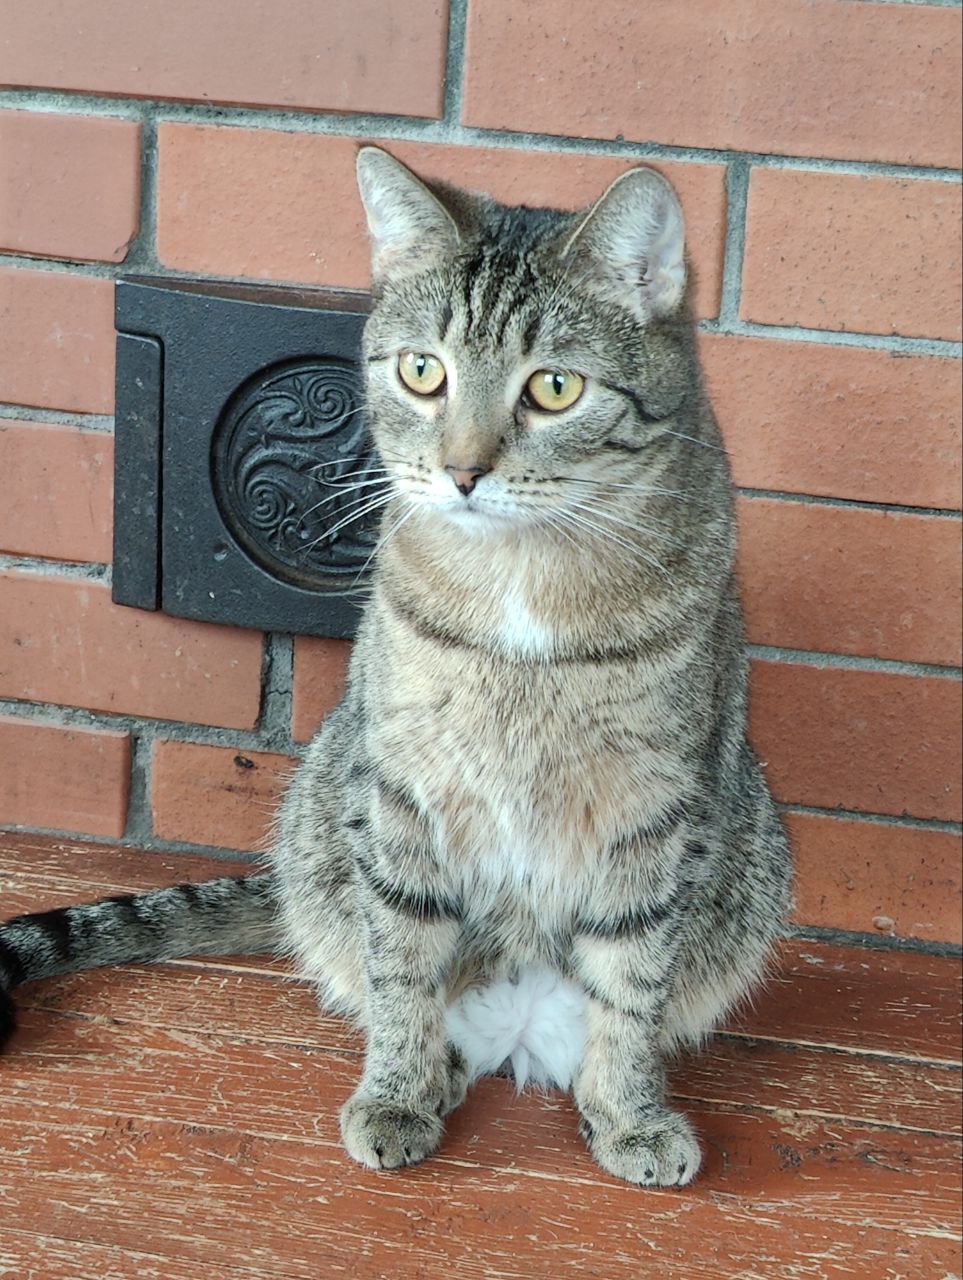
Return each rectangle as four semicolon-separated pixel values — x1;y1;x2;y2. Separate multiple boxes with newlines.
340;1093;444;1170
580;1107;701;1187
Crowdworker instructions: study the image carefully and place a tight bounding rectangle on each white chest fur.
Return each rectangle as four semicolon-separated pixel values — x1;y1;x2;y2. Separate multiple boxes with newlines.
497;577;555;659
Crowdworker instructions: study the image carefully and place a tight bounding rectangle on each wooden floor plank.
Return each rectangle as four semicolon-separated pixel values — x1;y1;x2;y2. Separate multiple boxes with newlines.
735;940;963;1065
0;1110;958;1280
5;1005;961;1222
0;1229;289;1280
2;1006;961;1255
0;831;255;910
2;831;961;1280
13;966;962;1138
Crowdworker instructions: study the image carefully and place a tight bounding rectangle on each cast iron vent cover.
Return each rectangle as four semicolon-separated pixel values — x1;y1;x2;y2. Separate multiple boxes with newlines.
113;277;384;637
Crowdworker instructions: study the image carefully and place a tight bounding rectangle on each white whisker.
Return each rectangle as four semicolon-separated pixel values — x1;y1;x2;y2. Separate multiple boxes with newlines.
298;492;394;554
559;475;697;500
656;429;725;453
351;499;418;586
312;465;392;488
564;497;678;548
553;508;670;581
298;476;394;524
536;510;580;550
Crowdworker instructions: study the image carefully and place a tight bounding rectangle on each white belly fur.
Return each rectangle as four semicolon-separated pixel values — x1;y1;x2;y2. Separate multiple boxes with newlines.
446;969;587;1089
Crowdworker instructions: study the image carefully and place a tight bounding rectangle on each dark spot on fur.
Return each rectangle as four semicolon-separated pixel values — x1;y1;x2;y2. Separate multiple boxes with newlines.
0;937;26;987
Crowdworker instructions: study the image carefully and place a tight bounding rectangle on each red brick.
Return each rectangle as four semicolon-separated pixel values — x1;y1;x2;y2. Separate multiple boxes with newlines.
292;637;352;743
0;268;115;413
0;421;113;563
0;714;129;837
787;811;962;945
156;127;727;319
1;0;448;118
0;571;263;729
463;0;961;168
737;498;962;667
152;741;297;851
741;171;962;341
700;336;962;511
749;660;962;823
0;110;140;263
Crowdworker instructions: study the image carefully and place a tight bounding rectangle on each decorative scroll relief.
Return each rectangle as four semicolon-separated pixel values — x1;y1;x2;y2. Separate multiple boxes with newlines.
212;359;387;591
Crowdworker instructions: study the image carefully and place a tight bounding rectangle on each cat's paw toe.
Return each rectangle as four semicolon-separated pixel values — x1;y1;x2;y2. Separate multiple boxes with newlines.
582;1108;701;1187
340;1094;444;1170
437;1043;471;1117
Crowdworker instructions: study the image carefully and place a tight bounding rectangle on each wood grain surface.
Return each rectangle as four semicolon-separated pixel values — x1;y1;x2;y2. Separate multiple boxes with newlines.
1;832;960;1280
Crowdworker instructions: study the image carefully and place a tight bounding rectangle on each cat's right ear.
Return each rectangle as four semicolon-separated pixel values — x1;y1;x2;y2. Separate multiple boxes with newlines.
562;166;686;320
355;147;460;282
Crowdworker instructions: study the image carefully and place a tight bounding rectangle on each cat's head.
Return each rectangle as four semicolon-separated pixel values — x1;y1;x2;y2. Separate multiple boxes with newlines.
356;146;699;537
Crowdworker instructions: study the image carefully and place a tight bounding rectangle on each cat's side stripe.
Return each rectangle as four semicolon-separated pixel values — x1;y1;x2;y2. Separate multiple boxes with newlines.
357;858;463;925
576;894;678;941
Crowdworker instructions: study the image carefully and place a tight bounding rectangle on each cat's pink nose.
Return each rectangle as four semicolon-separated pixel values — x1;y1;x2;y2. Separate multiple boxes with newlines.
444;463;491;497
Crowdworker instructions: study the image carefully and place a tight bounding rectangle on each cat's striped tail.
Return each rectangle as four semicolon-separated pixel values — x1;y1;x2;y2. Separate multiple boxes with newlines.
0;874;280;1050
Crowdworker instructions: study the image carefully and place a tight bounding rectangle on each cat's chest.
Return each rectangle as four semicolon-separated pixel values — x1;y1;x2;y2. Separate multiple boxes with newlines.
375;654;665;879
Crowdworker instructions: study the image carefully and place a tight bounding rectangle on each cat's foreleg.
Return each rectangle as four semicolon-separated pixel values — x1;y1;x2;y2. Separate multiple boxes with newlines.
571;897;701;1187
339;785;467;1170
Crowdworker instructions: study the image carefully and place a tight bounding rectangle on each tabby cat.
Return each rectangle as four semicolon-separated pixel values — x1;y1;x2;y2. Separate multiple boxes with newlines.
0;148;791;1186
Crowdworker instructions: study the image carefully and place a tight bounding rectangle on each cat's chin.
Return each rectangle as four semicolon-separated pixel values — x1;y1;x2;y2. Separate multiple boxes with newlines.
434;502;522;535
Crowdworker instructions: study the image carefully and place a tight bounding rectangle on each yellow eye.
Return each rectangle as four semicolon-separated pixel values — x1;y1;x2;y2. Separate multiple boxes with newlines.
525;369;585;412
398;351;446;396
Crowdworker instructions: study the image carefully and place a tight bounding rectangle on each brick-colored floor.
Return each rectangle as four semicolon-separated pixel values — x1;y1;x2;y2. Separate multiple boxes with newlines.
0;832;960;1279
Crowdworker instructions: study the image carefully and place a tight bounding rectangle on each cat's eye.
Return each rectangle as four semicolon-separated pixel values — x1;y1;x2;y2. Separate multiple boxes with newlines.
397;351;447;396
524;369;585;412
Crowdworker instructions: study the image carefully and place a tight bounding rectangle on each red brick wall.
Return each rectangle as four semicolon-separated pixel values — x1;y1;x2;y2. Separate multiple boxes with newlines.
0;0;960;945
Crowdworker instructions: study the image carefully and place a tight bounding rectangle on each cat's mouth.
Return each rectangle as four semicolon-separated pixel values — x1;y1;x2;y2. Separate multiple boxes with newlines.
391;470;525;529
440;494;520;530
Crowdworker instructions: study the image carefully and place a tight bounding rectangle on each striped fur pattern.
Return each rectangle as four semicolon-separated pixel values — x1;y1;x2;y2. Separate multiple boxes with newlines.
0;149;791;1187
0;876;278;1039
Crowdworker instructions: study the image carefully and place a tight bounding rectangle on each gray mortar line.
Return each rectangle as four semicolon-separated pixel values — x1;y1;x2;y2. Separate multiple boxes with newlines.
718;156;751;328
1;820;264;865
0;404;114;430
748;643;961;679
0;554;111;582
736;489;962;518
788;924;962;958
123;732;156;846
2;694;958;833
855;0;961;7
0;695;304;759
257;633;295;752
0;86;960;181
695;317;962;358
441;0;468;128
0;252;116;277
2;248;959;358
122;108;160;273
779;803;961;834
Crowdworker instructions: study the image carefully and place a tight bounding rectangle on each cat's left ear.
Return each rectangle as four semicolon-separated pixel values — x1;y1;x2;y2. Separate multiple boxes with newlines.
356;146;460;282
563;167;686;319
